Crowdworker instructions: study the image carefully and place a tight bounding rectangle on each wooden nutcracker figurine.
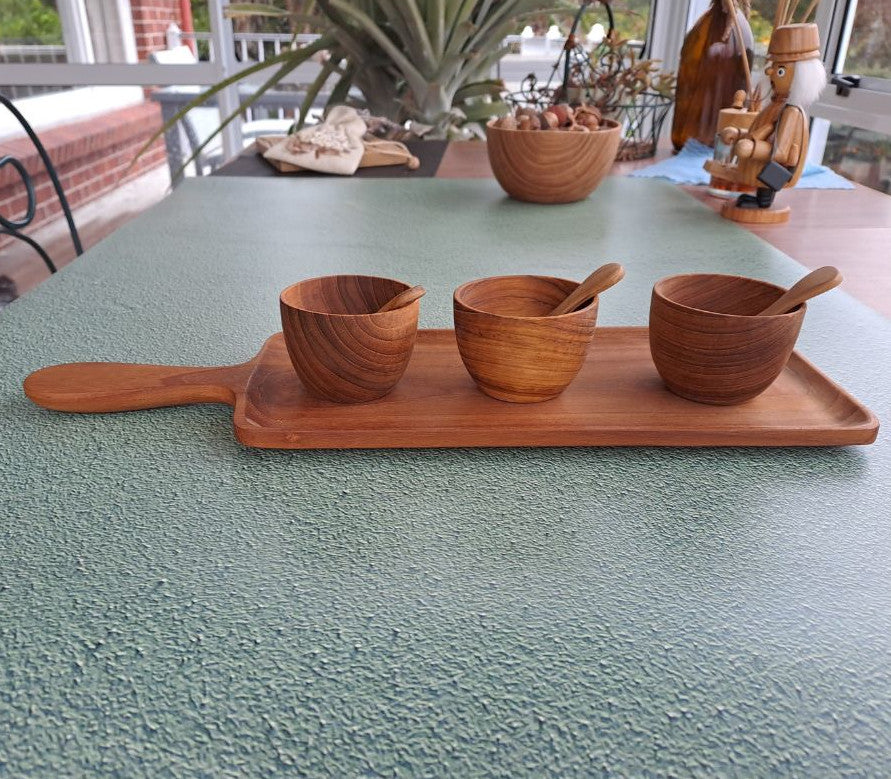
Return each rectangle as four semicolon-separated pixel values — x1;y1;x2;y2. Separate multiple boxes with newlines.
704;23;826;224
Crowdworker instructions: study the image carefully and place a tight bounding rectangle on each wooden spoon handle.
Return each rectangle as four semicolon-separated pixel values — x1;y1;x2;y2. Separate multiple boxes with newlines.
550;263;625;316
759;266;843;316
24;362;252;413
377;285;426;313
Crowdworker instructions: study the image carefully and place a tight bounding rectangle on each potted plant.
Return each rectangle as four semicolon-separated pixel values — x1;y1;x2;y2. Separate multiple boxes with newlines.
151;0;574;167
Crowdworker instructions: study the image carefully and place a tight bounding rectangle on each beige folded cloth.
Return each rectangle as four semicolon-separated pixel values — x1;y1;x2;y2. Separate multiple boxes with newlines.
263;106;367;175
258;135;420;174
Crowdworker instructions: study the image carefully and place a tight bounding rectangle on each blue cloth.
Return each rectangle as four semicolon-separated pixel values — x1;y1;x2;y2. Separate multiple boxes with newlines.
630;139;854;189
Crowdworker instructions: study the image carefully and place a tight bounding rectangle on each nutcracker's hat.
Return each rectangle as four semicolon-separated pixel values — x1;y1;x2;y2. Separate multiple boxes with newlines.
768;24;821;62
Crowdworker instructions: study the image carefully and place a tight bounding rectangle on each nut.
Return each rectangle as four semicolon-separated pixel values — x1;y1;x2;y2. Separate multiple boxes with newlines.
540;111;559;130
575;105;602;124
549;104;574;126
576;112;601;130
517;115;535;131
498;115;518;130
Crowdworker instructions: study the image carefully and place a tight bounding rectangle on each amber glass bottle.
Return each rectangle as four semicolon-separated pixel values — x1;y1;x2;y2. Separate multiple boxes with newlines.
671;0;754;151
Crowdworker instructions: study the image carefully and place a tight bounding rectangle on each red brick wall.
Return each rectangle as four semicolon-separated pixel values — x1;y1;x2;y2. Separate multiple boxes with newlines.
131;0;184;61
0;102;167;250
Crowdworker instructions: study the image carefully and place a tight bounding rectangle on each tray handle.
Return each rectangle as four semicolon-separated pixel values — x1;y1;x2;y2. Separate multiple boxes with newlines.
24;362;252;413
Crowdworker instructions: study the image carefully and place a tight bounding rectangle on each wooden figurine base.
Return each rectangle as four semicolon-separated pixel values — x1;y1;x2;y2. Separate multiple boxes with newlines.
721;201;791;224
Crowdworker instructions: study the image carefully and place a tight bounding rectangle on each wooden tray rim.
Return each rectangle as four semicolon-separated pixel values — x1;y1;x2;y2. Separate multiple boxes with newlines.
230;328;879;449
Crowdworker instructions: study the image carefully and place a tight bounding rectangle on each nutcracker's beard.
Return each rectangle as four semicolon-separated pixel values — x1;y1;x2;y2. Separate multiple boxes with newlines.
788;59;828;107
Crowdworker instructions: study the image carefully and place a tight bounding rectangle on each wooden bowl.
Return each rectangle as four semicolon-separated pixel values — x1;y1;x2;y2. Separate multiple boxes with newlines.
649;274;807;405
485;118;621;204
453;275;599;403
280;275;420;403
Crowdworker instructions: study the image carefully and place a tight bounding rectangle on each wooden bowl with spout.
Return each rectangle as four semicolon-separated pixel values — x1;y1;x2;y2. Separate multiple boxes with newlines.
280;275;420;403
485;118;621;204
649;273;806;405
453;275;599;403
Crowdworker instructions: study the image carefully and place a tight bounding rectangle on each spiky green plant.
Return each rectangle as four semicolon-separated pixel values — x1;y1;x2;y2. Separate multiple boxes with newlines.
143;0;571;169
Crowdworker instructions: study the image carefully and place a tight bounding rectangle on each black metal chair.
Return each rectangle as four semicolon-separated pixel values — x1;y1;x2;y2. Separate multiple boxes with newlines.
1;92;83;276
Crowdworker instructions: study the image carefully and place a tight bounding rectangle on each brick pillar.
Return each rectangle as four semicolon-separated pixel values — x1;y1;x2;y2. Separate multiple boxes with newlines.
130;0;184;61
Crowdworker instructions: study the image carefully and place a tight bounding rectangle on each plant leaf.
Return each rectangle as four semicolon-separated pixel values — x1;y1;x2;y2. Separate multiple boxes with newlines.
324;61;357;111
225;3;290;18
295;57;340;129
454;78;504;101
173;52;310;178
457;99;510;122
325;0;428;97
132;47;301;166
131;35;334;168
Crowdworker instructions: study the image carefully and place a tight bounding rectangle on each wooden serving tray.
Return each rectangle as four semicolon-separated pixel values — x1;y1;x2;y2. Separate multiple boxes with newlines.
24;328;878;448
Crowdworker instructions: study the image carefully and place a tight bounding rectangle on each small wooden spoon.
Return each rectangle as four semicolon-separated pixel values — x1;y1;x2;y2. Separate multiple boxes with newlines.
550;263;625;316
758;266;842;316
377;285;426;313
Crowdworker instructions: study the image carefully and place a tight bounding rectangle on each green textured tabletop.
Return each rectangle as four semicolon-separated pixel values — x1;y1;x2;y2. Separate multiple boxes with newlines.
1;177;889;777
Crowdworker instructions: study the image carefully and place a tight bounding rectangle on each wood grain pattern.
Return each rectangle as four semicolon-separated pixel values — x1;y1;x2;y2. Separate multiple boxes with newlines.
649;274;806;405
485;119;621;204
453;275;599;403
24;362;254;412
681;183;891;319
279;275;420;403
23;329;878;448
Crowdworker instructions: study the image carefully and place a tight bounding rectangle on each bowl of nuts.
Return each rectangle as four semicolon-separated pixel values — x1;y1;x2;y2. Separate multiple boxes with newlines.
486;105;621;204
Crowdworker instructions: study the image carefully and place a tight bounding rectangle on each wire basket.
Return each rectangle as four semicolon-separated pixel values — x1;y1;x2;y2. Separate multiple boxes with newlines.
504;84;673;162
502;0;674;162
606;92;673;161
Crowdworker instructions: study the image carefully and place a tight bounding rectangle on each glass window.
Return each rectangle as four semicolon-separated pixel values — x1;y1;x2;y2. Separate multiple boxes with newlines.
842;0;891;79
823;123;891;194
522;1;651;44
748;0;780;71
806;0;891;182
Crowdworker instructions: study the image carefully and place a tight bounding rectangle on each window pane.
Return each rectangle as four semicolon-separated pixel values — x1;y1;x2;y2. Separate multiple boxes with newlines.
842;0;891;78
749;0;780;71
823;122;891;194
599;0;651;42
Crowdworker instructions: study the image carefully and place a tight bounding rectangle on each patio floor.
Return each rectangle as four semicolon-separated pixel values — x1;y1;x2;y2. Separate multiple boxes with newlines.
1;165;170;306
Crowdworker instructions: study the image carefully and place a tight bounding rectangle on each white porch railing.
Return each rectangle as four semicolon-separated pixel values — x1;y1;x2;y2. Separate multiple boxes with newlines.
0;3;632;163
0;44;69;100
167;25;321;63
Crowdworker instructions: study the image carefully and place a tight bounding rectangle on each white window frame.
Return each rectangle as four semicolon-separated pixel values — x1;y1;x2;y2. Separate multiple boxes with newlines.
645;0;891;161
809;0;891;145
